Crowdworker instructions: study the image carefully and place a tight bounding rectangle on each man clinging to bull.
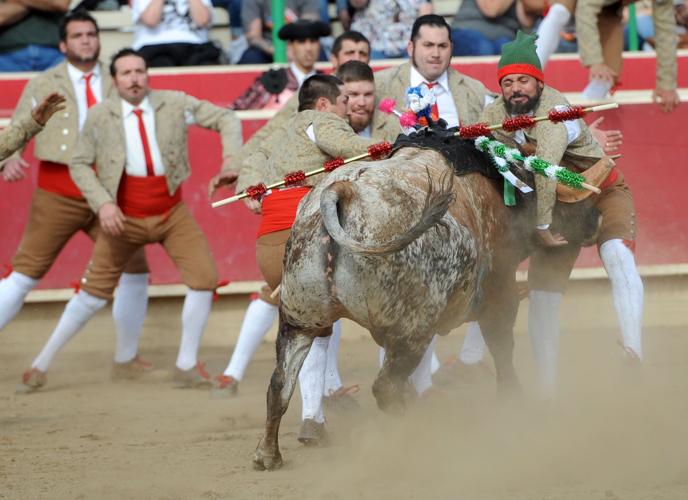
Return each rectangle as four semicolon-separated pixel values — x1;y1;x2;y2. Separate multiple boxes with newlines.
476;31;643;397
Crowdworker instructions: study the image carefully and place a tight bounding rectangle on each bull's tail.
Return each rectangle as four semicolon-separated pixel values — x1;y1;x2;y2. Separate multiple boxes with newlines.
320;167;455;256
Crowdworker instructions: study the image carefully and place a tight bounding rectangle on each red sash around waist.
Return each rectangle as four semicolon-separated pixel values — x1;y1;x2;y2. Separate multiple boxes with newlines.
37;161;84;199
257;187;311;238
117;174;182;218
598;167;619;191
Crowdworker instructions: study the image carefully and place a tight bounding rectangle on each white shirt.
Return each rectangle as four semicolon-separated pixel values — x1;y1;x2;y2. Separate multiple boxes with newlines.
67;63;103;131
290;62;316;88
409;65;459;128
121;97;166;177
357;125;372;138
131;0;213;50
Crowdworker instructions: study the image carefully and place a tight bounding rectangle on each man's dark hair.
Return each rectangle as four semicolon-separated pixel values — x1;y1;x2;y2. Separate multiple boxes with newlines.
335;60;374;84
109;48;147;77
298;74;343;112
332;30;370;57
410;14;451;43
59;10;99;42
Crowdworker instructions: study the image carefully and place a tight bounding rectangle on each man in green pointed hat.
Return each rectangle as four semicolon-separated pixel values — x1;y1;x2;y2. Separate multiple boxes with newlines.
469;30;645;398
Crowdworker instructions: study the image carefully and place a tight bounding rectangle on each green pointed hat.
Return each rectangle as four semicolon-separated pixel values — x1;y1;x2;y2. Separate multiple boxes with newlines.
497;31;544;83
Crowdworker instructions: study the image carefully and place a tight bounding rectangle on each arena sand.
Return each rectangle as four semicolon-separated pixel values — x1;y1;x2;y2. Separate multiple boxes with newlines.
1;277;686;499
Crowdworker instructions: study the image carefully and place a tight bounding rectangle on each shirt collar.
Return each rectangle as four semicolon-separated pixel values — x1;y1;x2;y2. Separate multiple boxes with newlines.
358;125;372;138
409;64;449;92
290;62;316;87
121;96;153;118
67;62;101;82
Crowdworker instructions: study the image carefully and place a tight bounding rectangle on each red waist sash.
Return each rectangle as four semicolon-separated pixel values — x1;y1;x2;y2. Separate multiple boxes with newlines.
598;167;619;191
117;174;181;218
37;161;84;199
257;187;311;238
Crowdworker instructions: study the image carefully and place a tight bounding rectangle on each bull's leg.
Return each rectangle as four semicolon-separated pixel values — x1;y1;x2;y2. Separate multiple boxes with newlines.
478;274;521;395
372;331;434;414
254;313;324;471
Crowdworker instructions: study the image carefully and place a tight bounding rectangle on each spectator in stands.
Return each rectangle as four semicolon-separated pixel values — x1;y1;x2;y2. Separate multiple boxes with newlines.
329;29;370;65
232;19;330;110
211;0;242;37
576;0;680;111
451;0;535;56
347;0;433;59
239;0;320;64
131;0;222;67
0;0;68;71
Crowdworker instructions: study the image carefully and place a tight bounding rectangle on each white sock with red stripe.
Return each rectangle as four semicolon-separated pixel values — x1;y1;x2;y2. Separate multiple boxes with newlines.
113;272;149;363
32;291;107;372
223;298;278;380
528;290;562;398
176;289;213;371
323;320;343;395
600;239;644;359
299;336;329;423
458;321;487;365
0;272;38;331
536;3;571;67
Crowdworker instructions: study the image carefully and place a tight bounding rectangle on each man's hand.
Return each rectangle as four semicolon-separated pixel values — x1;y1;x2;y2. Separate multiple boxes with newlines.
31;92;66;125
2;158;30;182
653;88;680;113
208;169;239;198
589;63;617;85
243;197;261;214
589;116;623;154
98;202;126;236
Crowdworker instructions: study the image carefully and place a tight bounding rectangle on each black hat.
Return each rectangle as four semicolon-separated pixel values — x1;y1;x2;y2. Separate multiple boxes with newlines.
278;19;331;41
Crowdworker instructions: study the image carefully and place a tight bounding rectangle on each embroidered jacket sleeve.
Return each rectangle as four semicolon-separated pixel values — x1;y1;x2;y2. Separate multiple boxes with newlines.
653;0;678;90
0;116;42;163
312;113;377;158
69;109;113;213
184;94;243;160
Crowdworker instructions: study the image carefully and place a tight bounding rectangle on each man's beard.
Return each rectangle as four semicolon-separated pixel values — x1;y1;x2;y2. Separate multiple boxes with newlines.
505;86;542;115
349;111;372;133
67;48;100;66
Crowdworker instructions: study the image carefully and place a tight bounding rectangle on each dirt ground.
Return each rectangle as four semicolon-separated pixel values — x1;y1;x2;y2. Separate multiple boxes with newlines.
1;277;687;500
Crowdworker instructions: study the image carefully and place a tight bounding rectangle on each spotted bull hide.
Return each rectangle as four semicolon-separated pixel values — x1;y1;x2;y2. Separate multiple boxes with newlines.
253;145;531;471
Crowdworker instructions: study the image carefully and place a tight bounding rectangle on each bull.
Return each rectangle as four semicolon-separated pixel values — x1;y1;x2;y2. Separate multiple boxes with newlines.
252;132;595;470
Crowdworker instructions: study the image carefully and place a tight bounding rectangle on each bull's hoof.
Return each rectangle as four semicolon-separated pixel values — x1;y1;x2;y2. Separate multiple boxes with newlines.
253;439;283;471
372;379;406;415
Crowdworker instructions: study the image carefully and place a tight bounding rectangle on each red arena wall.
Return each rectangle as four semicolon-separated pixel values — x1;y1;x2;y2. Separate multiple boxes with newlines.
1;54;686;290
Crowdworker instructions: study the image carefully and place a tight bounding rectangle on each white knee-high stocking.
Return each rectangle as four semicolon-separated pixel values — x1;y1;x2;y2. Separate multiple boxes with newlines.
600;239;644;359
536;3;572;67
323;320;343;395
32;291;107;372
112;272;149;363
176;289;213;371
223;298;278;380
528;290;562;398
299;336;330;423
0;272;38;331
409;335;438;395
458;321;487;365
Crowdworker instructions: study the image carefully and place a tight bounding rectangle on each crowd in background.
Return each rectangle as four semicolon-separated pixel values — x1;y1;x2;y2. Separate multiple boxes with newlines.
1;0;687;72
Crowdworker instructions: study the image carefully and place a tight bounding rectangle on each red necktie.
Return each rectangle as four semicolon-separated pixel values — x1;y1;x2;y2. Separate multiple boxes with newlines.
133;109;155;176
83;73;97;108
424;82;440;122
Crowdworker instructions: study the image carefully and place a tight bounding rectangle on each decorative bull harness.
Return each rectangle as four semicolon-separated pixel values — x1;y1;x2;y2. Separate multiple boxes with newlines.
211;102;618;209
